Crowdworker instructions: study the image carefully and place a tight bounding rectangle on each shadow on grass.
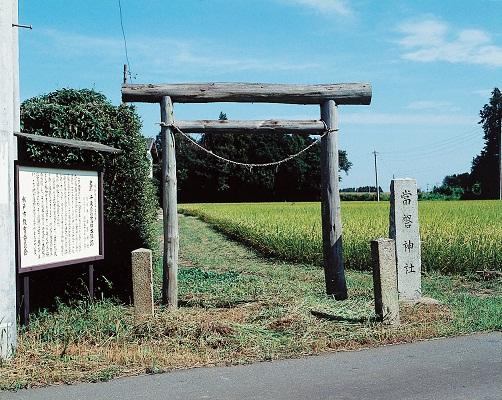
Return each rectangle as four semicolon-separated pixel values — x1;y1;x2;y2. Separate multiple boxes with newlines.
179;299;257;309
310;310;375;324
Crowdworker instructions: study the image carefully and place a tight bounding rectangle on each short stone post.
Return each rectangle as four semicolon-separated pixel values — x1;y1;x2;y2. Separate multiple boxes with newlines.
390;178;422;300
131;248;154;317
371;238;400;325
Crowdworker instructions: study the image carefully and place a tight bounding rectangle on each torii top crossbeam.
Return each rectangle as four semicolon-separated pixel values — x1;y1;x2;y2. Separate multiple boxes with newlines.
122;82;372;105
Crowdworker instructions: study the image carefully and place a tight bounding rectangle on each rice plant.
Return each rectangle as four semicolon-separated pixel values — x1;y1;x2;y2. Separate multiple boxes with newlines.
179;201;502;274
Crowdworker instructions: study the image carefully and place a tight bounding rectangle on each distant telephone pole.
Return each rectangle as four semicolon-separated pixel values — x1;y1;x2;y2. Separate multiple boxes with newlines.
373;150;380;202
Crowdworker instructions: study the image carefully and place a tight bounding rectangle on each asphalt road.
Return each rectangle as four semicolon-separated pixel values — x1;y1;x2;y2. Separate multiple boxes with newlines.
2;332;501;400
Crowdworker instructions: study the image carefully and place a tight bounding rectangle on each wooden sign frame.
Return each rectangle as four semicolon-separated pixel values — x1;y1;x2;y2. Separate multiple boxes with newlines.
14;163;104;273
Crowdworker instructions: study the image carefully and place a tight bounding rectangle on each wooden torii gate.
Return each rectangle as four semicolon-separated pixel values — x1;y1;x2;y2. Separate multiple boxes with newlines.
122;82;372;306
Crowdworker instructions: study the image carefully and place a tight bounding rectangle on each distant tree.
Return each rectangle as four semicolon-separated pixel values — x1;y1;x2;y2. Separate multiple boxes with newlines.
470;88;502;198
346;186;383;193
420;181;464;200
441;172;471;193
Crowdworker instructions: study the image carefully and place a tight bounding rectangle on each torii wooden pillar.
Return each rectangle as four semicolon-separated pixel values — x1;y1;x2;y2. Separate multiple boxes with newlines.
122;82;372;305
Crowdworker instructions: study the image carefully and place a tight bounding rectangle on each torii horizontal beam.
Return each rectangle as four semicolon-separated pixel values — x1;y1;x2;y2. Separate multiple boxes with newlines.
122;82;372;105
173;119;326;134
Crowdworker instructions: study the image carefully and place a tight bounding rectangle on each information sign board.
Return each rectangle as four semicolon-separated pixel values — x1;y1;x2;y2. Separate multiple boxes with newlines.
15;165;104;272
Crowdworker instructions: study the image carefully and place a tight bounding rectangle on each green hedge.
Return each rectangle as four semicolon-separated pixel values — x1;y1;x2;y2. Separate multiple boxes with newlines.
20;89;158;301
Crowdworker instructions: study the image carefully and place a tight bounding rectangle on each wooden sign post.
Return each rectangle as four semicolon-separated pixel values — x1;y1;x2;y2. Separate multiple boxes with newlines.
122;82;372;306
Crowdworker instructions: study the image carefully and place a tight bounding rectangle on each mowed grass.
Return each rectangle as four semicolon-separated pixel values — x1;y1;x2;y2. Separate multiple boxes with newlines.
179;201;502;274
1;214;500;390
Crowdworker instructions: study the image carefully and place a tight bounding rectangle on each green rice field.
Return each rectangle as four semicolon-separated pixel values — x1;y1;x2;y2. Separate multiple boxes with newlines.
179;201;502;274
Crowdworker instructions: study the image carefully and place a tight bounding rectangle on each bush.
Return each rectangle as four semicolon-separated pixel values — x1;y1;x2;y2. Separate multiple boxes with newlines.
418;185;463;201
340;192;390;201
20;88;158;302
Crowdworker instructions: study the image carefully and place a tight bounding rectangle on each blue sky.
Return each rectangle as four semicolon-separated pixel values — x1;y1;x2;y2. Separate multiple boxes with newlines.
18;0;502;190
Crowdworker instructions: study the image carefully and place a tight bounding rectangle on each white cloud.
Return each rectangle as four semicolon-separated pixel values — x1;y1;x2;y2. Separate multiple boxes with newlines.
472;88;493;98
38;29;320;75
282;0;352;16
397;18;502;67
406;100;460;112
41;28;124;57
242;110;476;127
341;112;476;126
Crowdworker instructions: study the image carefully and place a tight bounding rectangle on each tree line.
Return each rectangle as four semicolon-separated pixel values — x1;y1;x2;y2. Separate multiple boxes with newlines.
433;88;501;200
154;113;352;203
340;186;383;193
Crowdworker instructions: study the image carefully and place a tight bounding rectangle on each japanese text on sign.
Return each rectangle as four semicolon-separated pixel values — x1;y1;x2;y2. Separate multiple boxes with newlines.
17;166;102;270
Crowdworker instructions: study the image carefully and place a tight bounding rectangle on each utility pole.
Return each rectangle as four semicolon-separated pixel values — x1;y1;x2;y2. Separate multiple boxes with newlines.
123;64;128;85
373;150;380;202
0;0;19;359
499;117;501;200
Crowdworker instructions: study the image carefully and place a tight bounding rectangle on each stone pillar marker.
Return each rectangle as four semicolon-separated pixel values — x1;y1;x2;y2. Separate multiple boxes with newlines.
371;238;400;325
131;248;154;317
389;178;422;300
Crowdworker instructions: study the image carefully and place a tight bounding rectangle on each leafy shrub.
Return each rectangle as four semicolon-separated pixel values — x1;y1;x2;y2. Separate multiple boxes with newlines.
418;186;463;201
20;88;158;302
340;192;390;201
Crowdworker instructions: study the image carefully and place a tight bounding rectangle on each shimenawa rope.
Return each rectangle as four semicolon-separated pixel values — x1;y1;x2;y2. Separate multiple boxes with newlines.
160;122;337;168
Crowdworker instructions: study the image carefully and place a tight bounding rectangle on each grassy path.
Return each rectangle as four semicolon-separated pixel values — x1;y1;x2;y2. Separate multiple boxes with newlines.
180;201;502;274
0;214;500;390
174;214;501;339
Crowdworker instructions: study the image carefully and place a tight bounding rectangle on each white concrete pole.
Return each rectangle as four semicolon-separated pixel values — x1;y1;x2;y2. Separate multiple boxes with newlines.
0;0;19;359
12;0;19;141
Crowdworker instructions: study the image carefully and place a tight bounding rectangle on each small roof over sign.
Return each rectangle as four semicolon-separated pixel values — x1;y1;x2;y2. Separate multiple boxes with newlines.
15;132;122;154
144;137;156;152
144;136;158;158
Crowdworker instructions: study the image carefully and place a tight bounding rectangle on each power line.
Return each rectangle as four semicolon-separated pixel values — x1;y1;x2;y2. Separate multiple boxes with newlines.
380;127;479;153
378;127;480;156
377;146;477;184
379;153;473;178
118;0;132;81
380;134;481;162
